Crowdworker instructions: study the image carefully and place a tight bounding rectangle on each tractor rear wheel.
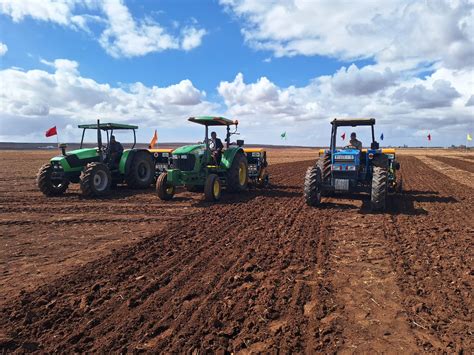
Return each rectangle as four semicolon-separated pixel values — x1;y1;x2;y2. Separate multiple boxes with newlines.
227;151;248;192
80;162;111;197
126;151;154;189
317;152;331;196
37;163;69;196
304;166;323;206
156;172;175;200
204;174;221;202
371;165;388;211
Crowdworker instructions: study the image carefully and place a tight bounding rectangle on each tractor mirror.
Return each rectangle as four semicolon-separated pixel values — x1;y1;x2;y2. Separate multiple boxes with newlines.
371;141;379;149
237;139;244;147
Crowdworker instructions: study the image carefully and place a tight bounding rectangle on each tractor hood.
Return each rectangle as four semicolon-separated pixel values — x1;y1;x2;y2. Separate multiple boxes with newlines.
50;148;99;172
172;144;205;155
334;148;360;158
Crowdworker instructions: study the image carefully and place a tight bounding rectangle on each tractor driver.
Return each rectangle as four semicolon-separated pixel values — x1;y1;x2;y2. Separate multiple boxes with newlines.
210;131;224;164
350;132;362;150
108;135;124;168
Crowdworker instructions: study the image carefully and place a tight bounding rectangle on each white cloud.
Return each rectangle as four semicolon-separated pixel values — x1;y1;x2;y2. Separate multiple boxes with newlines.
0;0;76;25
392;79;461;109
0;59;217;141
0;0;207;57
331;64;396;96
217;69;474;146
0;42;7;56
181;27;207;51
220;0;474;70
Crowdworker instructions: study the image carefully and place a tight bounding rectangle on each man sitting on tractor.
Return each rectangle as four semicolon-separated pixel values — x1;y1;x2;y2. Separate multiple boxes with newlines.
108;135;124;168
350;132;362;150
210;131;224;164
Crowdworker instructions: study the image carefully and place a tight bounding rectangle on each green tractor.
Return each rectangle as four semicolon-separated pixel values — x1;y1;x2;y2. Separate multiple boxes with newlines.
37;120;154;197
156;116;248;201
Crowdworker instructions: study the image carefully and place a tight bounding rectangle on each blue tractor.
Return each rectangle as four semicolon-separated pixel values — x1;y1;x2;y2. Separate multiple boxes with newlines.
304;118;401;211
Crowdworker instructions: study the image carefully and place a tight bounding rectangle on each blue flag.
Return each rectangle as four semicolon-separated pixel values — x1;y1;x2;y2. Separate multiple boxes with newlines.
380;133;384;141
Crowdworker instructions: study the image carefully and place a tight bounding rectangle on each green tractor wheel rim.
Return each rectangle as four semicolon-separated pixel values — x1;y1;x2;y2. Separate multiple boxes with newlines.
238;162;246;185
93;170;108;191
213;180;220;198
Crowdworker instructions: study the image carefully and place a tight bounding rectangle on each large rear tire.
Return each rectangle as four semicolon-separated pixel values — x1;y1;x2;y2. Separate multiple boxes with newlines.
371;165;388;211
80;163;111;197
317;152;331;196
156;172;175;200
304;166;322;206
227;151;248;192
126;151;154;189
37;163;69;196
204;174;221;202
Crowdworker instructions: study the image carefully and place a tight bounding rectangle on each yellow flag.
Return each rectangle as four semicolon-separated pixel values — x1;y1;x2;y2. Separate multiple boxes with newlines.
149;130;158;148
468;133;473;141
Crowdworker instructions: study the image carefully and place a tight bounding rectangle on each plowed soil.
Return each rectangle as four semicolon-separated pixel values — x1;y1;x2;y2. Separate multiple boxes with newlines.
431;156;474;173
0;150;473;353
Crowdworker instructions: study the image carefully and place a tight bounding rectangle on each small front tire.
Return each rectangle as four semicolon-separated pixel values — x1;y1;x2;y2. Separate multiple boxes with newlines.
156;173;175;201
204;174;221;202
37;163;69;196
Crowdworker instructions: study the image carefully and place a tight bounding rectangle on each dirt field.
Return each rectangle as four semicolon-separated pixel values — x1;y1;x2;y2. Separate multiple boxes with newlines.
0;149;473;353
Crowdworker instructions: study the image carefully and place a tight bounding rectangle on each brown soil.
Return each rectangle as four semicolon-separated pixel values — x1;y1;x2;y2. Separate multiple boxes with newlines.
430;156;474;173
0;151;472;353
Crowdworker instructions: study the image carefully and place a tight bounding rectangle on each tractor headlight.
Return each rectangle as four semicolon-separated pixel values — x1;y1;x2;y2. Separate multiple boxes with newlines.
335;155;354;161
251;152;261;157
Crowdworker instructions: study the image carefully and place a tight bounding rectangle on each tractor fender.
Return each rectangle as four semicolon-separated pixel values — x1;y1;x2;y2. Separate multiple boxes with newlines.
220;147;244;169
119;149;152;175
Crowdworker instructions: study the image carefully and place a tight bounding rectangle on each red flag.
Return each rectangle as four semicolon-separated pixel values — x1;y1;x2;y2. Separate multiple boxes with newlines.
45;126;57;137
427;133;431;141
341;132;346;140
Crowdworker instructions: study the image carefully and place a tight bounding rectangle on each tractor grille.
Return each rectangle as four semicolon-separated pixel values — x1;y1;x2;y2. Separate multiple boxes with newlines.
172;155;196;171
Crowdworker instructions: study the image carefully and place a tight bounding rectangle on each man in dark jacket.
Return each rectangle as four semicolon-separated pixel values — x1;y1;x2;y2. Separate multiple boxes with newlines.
210;131;224;164
108;135;124;168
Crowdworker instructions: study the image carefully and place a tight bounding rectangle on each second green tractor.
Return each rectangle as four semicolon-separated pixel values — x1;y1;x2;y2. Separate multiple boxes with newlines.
156;116;248;201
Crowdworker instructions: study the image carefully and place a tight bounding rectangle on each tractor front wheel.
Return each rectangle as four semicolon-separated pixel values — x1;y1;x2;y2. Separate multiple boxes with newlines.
227;152;248;192
304;166;323;206
204;174;221;202
371;165;388;211
126;151;154;189
156;173;175;200
37;163;69;196
80;163;111;197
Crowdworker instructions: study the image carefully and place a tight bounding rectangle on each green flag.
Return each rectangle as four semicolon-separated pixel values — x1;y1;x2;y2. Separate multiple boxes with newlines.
281;132;287;140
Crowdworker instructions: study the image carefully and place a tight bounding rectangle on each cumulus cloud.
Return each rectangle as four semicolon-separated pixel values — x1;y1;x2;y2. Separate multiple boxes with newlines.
0;42;7;56
392;80;461;109
0;59;217;140
331;64;396;96
0;0;207;57
220;0;474;70
216;69;473;146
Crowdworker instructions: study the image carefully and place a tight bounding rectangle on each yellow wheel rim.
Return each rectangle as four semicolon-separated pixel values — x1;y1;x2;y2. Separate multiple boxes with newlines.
238;162;247;185
166;186;174;195
213;179;220;197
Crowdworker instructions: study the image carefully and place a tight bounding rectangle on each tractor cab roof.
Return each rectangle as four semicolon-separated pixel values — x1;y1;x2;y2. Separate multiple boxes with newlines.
78;123;138;130
188;116;238;126
331;118;375;127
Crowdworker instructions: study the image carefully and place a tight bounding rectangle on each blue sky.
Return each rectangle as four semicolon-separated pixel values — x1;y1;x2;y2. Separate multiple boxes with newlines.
0;0;473;146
